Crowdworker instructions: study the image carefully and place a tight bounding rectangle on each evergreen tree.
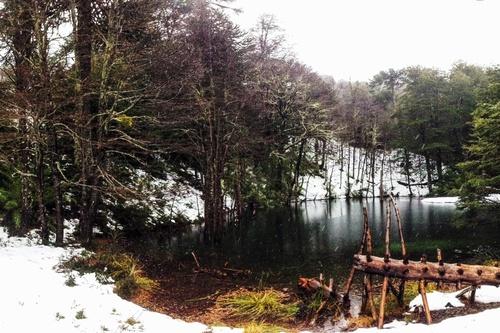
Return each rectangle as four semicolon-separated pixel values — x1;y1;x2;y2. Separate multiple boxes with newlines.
459;67;500;209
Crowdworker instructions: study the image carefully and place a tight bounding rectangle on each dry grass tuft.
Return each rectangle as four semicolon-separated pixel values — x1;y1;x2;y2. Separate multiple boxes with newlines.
61;250;158;298
347;315;376;330
217;288;299;322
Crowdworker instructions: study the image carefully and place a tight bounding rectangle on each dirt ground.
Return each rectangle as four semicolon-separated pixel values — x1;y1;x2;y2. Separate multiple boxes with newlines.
124;254;500;332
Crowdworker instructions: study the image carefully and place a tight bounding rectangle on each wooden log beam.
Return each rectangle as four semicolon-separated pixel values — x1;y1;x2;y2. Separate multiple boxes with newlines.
419;280;432;324
389;194;407;306
343;208;369;303
365;275;377;321
378;276;389;329
436;249;444;289
354;255;500;286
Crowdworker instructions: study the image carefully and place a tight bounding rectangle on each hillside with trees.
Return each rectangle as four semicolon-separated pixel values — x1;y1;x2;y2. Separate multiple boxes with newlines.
0;0;497;246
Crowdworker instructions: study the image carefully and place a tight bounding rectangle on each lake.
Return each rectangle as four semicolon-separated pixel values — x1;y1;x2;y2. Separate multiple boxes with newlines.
193;198;500;285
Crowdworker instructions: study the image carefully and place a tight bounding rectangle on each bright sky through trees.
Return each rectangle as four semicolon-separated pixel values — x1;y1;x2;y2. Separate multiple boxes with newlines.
231;0;500;81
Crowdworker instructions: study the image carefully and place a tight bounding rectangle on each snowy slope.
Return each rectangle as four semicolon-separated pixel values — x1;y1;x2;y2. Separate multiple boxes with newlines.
300;146;431;201
122;169;203;224
0;228;239;333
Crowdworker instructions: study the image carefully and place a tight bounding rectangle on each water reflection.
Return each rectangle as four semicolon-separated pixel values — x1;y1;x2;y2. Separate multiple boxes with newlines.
178;198;500;283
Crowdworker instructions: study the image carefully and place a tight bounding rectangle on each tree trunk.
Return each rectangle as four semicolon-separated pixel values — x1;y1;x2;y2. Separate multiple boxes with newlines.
289;139;306;203
35;147;48;244
234;158;243;222
12;0;34;235
76;0;96;246
339;143;343;188
371;149;376;198
51;129;64;246
404;149;413;197
436;149;443;182
346;145;351;198
320;140;326;171
424;153;433;194
379;151;385;198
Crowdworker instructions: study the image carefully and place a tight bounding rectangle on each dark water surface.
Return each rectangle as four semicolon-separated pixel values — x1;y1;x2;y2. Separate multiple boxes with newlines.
174;198;500;285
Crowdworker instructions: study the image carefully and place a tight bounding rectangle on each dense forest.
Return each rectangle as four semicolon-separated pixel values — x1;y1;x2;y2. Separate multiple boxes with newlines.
0;0;498;247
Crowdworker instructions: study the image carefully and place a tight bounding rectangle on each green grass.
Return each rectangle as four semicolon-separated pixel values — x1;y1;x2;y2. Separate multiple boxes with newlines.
484;259;500;267
374;239;467;259
219;289;299;322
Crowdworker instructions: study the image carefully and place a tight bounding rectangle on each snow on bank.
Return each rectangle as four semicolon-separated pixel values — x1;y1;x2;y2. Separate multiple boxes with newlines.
421;197;460;204
421;194;500;205
0;228;240;333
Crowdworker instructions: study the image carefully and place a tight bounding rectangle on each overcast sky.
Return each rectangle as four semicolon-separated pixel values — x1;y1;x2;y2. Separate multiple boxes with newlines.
230;0;500;82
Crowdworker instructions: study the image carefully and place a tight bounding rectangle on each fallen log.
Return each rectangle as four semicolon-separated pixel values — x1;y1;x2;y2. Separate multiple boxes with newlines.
298;277;336;298
354;255;500;286
397;180;435;187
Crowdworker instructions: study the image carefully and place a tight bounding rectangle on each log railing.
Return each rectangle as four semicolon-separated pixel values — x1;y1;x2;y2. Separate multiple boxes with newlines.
342;196;500;329
354;255;500;286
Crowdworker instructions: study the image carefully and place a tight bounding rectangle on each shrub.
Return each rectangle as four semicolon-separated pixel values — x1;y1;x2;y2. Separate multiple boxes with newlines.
61;251;157;298
75;309;86;320
348;315;376;330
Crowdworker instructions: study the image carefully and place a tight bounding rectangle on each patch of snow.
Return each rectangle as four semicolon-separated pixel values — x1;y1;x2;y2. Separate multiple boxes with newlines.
421;194;499;205
408;290;464;312
421;197;459;204
465;286;500;304
485;194;500;203
356;309;500;332
355;287;500;332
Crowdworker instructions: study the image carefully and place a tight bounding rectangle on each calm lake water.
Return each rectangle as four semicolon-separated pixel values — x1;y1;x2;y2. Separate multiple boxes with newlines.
171;198;500;285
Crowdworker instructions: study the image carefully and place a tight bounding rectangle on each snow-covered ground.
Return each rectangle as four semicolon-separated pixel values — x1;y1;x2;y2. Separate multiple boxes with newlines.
122;169;203;225
355;286;500;333
0;227;240;333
